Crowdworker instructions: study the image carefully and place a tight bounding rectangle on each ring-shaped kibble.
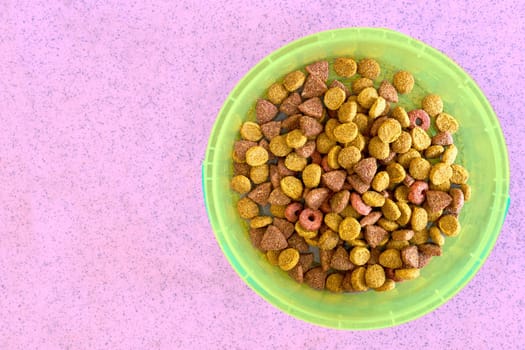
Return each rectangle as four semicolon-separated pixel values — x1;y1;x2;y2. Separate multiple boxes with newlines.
284;202;303;223
299;208;323;231
408;180;429;205
408;109;431;131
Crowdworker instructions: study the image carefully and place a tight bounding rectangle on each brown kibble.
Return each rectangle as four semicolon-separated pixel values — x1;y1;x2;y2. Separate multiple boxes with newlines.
421;94;443;117
330;190;350;214
347;174;370;194
418;243;442;257
393;71;415;94
288;265;304;283
334;57;357;77
260;225;288;250
256;99;278;124
302;74;328;99
358;58;381;80
283;70;306;92
330;80;350;97
330;246;355;271
304;267;327;290
298;97;323;119
233;162;250;177
233;140;257;163
320;249;334;271
304;187;330;210
432;131;453;146
305;60;329;81
299;116;323;138
247;182;271;205
364;225;388;248
268;187;291;206
273;217;294;239
260;121;281;140
287;233;309;253
425;190;452;212
296;140;316;158
279;92;302;115
401;245;419;268
249;228;266;251
321;170;346;192
281;113;301;131
378;80;398;103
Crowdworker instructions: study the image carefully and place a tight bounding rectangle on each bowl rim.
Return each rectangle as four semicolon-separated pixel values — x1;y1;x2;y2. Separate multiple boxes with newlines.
202;27;510;330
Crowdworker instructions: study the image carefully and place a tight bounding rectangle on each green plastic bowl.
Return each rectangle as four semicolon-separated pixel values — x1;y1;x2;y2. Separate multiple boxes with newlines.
203;28;510;330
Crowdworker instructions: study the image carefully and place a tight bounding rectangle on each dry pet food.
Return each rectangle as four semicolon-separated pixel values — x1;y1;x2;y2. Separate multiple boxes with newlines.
231;56;471;293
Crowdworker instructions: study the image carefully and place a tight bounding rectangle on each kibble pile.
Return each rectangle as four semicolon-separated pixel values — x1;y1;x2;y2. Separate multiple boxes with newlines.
231;57;471;292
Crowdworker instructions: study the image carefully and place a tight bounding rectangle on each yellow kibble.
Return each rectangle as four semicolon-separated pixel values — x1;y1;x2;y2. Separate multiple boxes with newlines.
266;250;281;266
395;268;420;280
250;164;269;184
375;279;396;292
270;205;286;218
425;145;445;159
391;131;412;153
285;129;307;149
284;152;307;171
429;179;451;191
358;58;381;80
316;132;337;154
302;163;322;188
411;126;431;151
283;70;306;92
350;246;370;266
397;201;412;225
318;230;340;250
429;226;445;246
372;171;390;192
436;113;459;134
410;229;429;245
333;122;358;144
378;118;402;143
461;183;472;201
340;205;360;219
369;97;387;118
411;207;428;231
386;240;410;250
397;149;421;168
354;113;370;134
231;175;252;194
347;132;366;151
379;249;402;268
365;264;386;288
304;236;319;247
395;185;410;202
393;71;415;94
421;94;443;117
334;57;357;78
368;136;390;160
324;118;340;141
240;121;263;141
382;198;401;221
339;217;361;241
378;218;399;232
352;77;374;94
442;144;458;165
391;106;410;128
351;267;368;291
280;176;303;200
327;145;342;169
362;191;386;207
237;197;259;219
295;221;318;239
338;101;358;123
324;87;346;110
324;213;343;232
439;215;461;236
386;162;406;184
429;162;453;185
250;216;273;228
357;87;379;109
450;164;469;184
326;273;344;293
337;146;361;169
409;157;431;180
278;248;300;271
269;135;292;157
267;83;289;105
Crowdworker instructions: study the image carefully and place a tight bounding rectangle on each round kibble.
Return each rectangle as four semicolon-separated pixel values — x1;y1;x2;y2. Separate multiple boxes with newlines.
368;136;390;160
316;132;337;154
266;250;281;266
411;127;431;151
327;145;341;169
397;202;412;226
269;135;292;157
240;121;263;141
280;176;303;200
410;229;429;245
351;77;374;94
339;217;361;241
324;118;340;141
350;246;371;266
393;71;414;94
409;157;431;180
369;97;387;118
286;129;307;149
278;248;300;271
353;113;369;134
378;118;402;143
365;264;386;288
283;70;306;92
461;183;472;201
442;144;458;165
337;146;361;168
250;164;269;184
411;207;428;231
375;279;395;292
357;87;378;109
326;273;344;293
333;122;358;144
270;204;286;218
429;162;453;185
324;212;343;232
338;101;357;123
378;218;399;232
302;163;322;188
334;57;357;77
439;214;461;236
379;249;402;269
436;113;459;133
386;163;406;184
429;226;445;246
425;145;445;159
250;216;273;228
285;152;307;171
267;83;289;105
358;58;381;80
391;131;412;153
382;199;401;221
231;175;252;194
372;171;390;192
391;106;410;128
324;87;346;110
397;149;421;168
318;230;339;250
362;191;386;207
295;221;317;239
237;197;259;219
395;268;420;280
351;267;368;291
421;94;443;117
450;164;469;184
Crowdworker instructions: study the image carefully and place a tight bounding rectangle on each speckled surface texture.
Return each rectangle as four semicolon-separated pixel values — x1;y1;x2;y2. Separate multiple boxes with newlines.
0;1;523;348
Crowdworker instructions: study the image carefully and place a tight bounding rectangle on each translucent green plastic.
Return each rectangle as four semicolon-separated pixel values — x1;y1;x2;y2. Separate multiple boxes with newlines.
202;28;510;330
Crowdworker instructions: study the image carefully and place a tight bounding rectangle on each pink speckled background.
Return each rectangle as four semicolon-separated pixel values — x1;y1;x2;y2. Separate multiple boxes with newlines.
0;1;524;349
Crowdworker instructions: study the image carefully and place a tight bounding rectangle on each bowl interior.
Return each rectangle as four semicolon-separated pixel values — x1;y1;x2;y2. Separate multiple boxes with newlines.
203;28;509;329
